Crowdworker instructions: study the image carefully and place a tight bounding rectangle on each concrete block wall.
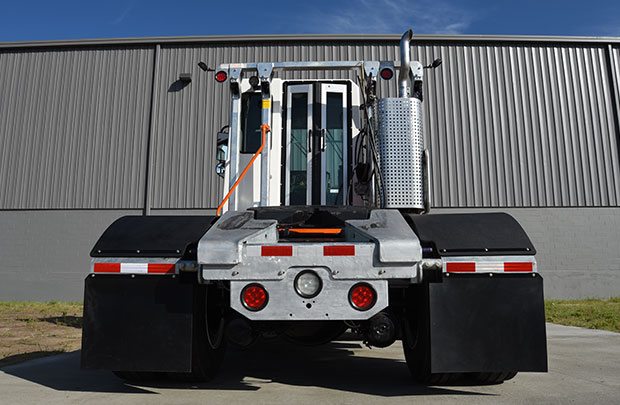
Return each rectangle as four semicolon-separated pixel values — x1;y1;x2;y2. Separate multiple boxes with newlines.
435;208;620;299
0;208;618;301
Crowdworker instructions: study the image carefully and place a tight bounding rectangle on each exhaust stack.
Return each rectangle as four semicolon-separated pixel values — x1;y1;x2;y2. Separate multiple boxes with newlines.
376;29;424;210
398;29;413;98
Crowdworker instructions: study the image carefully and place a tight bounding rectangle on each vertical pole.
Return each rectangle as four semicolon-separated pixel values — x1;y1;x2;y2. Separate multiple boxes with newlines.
258;64;273;206
143;44;161;216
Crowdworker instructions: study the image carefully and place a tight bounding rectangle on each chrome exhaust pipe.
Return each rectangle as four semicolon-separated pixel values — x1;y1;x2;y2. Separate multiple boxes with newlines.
398;29;413;98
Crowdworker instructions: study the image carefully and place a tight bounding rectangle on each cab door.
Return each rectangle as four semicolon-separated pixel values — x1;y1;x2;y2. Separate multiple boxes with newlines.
319;83;348;205
283;82;349;206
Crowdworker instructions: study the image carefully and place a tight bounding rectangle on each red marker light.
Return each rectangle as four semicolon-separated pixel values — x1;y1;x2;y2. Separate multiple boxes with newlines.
241;284;268;311
379;68;394;80
349;283;376;311
215;71;228;82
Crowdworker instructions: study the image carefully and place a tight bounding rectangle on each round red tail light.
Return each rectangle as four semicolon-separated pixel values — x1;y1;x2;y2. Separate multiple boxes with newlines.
379;68;394;80
241;284;268;311
349;283;376;311
215;70;228;83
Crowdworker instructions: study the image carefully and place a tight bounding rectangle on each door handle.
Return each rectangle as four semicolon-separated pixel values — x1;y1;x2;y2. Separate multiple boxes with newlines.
320;129;326;152
307;129;312;153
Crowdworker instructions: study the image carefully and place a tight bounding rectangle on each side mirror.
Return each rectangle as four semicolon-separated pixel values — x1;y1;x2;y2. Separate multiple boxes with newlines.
215;127;229;178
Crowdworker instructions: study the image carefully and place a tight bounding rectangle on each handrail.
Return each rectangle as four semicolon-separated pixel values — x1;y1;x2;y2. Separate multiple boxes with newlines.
216;123;270;216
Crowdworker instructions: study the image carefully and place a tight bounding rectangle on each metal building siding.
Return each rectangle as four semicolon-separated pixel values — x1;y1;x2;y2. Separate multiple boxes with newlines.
0;46;153;209
150;42;401;209
413;43;620;208
149;40;619;209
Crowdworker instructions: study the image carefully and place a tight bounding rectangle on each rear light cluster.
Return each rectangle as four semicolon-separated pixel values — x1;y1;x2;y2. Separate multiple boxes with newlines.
239;279;377;312
379;67;394;80
214;70;228;82
241;284;268;311
349;283;376;311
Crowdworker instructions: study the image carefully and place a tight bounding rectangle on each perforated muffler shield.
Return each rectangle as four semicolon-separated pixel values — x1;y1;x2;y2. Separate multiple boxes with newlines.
377;98;424;209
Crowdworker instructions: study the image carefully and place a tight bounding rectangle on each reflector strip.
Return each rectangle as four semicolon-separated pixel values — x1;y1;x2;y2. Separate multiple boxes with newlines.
261;245;293;256
121;263;148;274
148;263;176;274
324;245;355;256
504;262;533;272
445;262;476;273
93;263;120;273
93;262;177;274
444;260;535;273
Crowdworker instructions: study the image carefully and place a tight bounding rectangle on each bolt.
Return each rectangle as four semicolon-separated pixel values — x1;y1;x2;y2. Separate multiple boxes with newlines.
232;271;239;276
278;270;285;276
333;270;340;275
136;250;141;253
489;273;493;277
378;270;386;275
131;274;135;278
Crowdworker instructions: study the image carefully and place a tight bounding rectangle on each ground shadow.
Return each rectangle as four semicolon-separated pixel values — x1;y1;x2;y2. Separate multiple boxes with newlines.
1;339;495;397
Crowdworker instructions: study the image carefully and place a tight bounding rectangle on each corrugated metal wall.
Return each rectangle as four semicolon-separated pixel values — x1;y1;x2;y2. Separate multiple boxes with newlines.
151;41;620;208
0;46;153;209
1;38;619;210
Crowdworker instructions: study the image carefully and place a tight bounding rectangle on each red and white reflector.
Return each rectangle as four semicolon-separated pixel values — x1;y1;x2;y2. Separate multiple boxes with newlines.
504;262;534;272
445;262;476;273
444;259;534;274
93;262;176;275
261;245;293;256
323;245;355;256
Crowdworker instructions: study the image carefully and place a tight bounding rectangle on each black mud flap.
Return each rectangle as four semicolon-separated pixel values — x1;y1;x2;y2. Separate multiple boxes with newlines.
410;273;547;373
81;274;196;372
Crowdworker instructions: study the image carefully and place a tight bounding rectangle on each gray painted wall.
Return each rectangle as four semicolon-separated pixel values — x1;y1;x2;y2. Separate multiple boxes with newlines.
0;34;618;300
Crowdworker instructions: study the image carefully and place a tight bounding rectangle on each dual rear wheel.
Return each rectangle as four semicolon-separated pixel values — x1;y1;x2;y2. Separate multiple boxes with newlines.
114;285;226;383
401;315;517;385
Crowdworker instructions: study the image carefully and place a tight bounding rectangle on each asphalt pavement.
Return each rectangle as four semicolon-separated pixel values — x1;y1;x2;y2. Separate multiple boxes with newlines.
1;323;618;404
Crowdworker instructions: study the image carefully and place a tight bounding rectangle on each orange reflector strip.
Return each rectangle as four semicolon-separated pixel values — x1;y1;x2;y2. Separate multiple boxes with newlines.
504;262;533;272
94;263;121;273
288;228;343;235
148;263;176;274
445;262;476;273
261;245;293;256
324;245;355;256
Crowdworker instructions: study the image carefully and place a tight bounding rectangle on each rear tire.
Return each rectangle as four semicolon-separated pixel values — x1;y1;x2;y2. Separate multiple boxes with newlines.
169;284;227;382
401;315;461;385
471;371;518;384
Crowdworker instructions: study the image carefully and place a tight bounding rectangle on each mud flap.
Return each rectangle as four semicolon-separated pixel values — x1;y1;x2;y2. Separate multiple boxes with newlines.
81;274;195;372
409;273;548;373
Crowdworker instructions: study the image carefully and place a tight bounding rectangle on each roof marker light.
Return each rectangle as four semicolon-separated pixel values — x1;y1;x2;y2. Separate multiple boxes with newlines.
215;71;228;82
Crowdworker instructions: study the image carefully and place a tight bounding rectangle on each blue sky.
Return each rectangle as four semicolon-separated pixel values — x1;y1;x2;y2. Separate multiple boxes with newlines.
0;0;618;42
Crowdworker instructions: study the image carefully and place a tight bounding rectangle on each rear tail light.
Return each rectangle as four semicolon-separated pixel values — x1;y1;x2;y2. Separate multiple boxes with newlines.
379;67;394;80
215;70;228;82
241;284;269;311
349;283;376;311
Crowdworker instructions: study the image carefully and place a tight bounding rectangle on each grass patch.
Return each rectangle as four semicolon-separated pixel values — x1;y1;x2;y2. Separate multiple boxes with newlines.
0;301;83;367
545;298;620;333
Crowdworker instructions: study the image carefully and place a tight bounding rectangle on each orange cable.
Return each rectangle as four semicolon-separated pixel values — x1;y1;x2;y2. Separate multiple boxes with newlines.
216;123;270;216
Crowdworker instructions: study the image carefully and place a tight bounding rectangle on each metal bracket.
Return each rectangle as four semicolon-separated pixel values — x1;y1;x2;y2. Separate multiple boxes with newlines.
257;63;274;81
